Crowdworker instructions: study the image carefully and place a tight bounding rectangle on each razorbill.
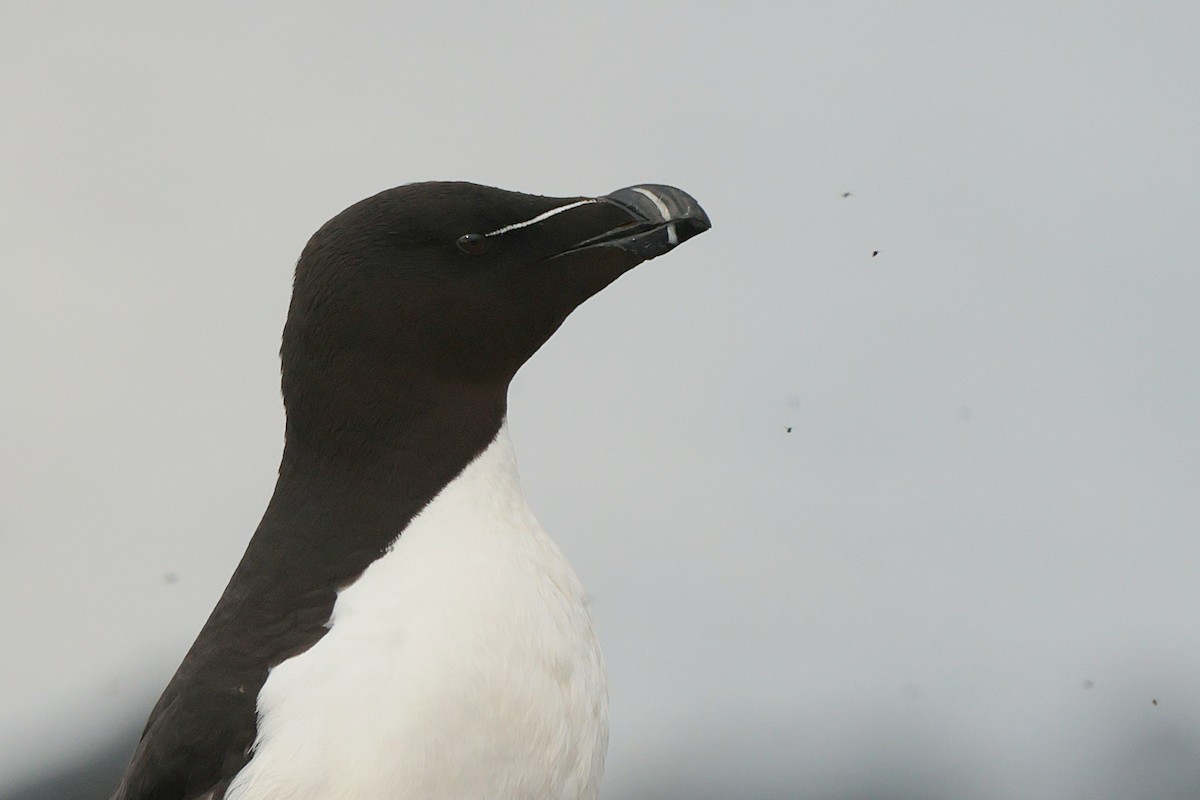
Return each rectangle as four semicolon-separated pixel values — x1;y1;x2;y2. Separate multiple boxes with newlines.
110;182;710;800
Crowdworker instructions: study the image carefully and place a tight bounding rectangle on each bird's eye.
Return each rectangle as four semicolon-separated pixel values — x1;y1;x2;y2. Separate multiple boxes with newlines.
456;233;489;255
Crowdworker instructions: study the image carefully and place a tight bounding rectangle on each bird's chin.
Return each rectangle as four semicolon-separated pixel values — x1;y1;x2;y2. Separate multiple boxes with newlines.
543;245;646;307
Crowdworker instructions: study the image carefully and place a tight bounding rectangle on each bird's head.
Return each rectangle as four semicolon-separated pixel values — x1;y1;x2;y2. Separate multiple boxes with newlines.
279;181;710;453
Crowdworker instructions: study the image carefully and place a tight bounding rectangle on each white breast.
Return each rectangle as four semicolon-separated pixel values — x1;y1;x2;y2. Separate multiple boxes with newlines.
225;422;608;800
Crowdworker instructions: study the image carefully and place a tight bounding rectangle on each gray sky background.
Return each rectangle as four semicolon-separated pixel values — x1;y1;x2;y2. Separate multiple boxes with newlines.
3;3;1199;798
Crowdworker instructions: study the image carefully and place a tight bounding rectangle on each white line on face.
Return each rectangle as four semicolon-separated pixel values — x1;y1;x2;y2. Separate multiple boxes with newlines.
486;199;599;237
630;187;671;221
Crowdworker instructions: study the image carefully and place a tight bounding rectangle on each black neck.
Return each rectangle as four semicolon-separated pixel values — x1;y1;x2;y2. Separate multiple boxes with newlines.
205;376;507;668
129;379;507;799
